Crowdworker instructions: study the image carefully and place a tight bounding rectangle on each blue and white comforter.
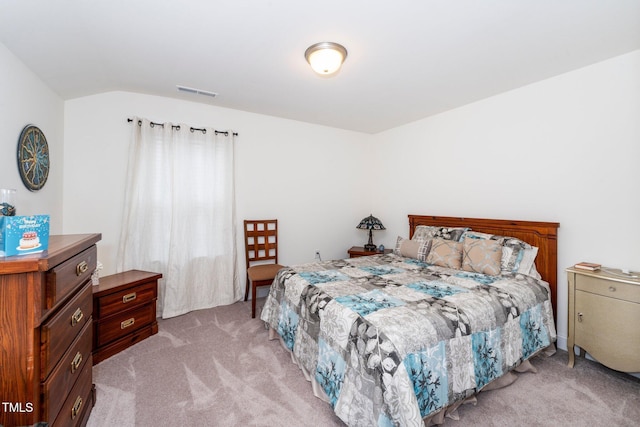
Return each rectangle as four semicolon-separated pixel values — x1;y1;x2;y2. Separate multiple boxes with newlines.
261;253;556;426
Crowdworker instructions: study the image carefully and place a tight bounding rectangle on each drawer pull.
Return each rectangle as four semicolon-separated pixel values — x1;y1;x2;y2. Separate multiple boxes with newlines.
609;286;616;292
577;312;583;322
71;308;84;326
71;396;83;420
76;260;89;276
123;292;137;303
71;351;83;374
121;318;135;329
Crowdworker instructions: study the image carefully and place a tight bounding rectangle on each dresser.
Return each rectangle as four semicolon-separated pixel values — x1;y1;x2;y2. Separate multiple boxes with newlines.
0;233;101;427
566;266;640;372
92;270;161;364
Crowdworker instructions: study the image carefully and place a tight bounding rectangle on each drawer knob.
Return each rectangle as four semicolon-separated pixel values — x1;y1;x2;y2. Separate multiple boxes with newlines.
121;318;135;329
123;292;137;303
71;396;83;420
609;286;616;292
71;308;84;326
577;312;583;322
71;351;83;374
76;260;89;276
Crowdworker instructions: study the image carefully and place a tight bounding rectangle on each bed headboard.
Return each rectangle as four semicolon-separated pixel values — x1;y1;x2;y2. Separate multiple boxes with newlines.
408;214;560;320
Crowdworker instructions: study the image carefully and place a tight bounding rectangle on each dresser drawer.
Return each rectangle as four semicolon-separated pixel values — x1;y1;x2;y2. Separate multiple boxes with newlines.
96;280;157;318
576;274;640;303
93;324;157;365
95;302;156;347
41;320;92;422
51;358;93;427
41;282;93;380
46;245;97;309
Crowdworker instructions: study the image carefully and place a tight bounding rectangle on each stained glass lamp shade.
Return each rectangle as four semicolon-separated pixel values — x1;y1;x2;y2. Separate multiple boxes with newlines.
356;214;385;251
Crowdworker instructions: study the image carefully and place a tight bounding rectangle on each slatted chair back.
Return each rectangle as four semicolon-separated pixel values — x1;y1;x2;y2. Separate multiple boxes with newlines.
244;219;279;267
243;219;283;318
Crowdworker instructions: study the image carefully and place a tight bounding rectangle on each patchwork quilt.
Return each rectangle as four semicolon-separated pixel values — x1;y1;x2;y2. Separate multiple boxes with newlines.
261;253;556;427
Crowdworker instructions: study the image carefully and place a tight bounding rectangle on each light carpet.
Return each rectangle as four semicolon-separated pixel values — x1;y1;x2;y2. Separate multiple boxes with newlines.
87;300;640;427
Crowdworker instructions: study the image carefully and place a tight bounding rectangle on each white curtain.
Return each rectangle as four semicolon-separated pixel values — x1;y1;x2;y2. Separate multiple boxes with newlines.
117;117;240;318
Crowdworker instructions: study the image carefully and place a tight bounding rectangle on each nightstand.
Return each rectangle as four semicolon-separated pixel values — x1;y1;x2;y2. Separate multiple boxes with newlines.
348;246;392;258
92;270;162;364
566;266;640;372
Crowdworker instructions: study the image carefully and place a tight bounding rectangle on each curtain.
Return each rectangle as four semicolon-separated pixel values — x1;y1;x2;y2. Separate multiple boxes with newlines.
117;117;240;318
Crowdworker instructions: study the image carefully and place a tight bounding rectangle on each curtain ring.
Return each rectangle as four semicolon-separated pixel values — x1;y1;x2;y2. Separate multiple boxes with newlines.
190;127;195;133
202;129;207;134
175;125;181;131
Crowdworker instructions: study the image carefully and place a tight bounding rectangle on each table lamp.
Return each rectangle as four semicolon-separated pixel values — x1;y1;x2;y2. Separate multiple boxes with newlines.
356;214;385;251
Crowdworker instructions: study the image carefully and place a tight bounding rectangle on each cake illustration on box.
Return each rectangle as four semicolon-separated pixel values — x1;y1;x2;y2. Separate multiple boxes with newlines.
0;215;50;257
19;231;41;250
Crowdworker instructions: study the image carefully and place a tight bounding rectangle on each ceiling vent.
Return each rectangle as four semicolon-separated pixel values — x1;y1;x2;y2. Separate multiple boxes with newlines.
176;85;218;98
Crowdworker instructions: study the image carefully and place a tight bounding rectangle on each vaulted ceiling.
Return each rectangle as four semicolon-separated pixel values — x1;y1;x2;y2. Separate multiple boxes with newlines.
1;1;639;133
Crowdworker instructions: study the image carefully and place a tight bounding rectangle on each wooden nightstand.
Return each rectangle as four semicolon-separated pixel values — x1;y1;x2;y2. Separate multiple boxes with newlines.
348;246;392;258
92;270;162;364
566;266;640;372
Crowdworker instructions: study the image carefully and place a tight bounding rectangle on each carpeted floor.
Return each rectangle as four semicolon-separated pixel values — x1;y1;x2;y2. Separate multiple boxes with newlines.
87;300;640;427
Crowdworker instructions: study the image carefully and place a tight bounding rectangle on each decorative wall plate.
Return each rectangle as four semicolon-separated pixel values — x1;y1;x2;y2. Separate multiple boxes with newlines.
17;125;50;191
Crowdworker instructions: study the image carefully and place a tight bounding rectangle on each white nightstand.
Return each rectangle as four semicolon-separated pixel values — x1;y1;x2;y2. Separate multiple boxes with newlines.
566;266;640;372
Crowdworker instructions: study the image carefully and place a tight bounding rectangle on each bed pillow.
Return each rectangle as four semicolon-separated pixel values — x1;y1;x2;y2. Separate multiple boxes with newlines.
412;225;469;242
463;231;494;240
527;263;543;280
426;238;463;269
502;243;539;276
462;237;502;276
394;236;431;261
463;231;539;276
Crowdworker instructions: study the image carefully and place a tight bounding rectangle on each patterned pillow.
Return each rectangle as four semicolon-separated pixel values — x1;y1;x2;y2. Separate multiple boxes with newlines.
412;225;469;242
426;238;463;269
462;231;539;275
463;231;494;240
394;236;431;261
502;244;539;275
462;237;502;276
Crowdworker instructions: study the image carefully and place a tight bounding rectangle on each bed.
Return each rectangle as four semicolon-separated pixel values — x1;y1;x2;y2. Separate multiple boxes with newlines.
261;214;559;426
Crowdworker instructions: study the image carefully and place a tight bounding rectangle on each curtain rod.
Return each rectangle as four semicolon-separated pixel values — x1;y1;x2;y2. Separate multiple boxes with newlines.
127;118;238;136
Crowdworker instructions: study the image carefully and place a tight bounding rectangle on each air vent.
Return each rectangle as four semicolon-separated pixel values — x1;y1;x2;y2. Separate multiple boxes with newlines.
176;85;218;98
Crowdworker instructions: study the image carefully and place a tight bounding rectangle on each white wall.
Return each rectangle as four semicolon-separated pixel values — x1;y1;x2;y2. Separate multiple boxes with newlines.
63;92;372;287
370;50;640;350
0;43;64;231
6;34;638;351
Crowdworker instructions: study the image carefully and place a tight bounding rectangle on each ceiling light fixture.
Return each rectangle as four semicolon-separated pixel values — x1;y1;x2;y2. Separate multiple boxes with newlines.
304;42;348;76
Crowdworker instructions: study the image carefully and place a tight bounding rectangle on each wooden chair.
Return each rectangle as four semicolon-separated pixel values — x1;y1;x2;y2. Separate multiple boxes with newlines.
244;219;284;318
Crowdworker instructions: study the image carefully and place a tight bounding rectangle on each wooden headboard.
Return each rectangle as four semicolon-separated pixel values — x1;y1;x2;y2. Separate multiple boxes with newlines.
408;215;560;319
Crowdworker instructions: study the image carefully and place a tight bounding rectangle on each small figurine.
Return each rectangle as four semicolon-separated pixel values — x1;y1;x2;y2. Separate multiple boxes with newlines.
378;244;385;253
0;202;16;216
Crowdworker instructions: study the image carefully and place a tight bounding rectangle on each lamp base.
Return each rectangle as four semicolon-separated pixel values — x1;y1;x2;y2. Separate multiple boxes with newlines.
364;244;377;252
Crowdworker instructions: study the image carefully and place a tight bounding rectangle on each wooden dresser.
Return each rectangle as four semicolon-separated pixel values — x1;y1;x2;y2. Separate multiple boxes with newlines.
567;266;640;372
0;233;101;427
92;270;161;364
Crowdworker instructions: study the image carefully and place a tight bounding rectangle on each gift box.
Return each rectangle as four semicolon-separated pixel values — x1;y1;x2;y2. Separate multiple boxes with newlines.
0;215;50;257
